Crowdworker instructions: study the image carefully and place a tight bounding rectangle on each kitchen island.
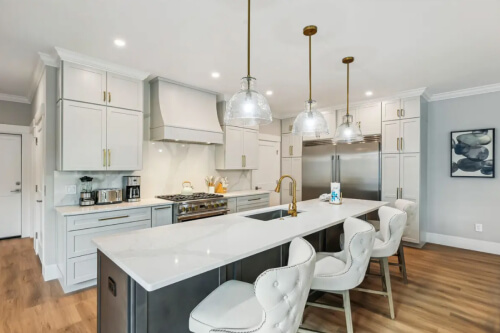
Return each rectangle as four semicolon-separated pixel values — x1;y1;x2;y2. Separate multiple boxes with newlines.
93;198;386;333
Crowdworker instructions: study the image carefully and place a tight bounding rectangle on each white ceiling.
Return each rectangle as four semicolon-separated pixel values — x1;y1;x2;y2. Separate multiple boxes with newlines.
1;0;500;116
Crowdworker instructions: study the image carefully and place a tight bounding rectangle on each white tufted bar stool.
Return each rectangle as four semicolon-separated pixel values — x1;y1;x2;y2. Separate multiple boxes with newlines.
189;237;316;333
299;217;375;333
353;206;407;320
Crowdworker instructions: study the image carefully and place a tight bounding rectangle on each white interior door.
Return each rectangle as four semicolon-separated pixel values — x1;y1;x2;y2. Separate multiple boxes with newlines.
381;154;400;206
252;140;280;206
106;107;143;171
0;134;22;239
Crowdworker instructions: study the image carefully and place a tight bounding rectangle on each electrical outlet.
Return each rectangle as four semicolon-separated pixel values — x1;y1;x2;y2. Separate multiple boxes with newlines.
65;185;77;195
475;224;483;232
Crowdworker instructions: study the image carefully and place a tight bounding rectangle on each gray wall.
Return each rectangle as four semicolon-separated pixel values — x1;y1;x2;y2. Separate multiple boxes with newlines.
427;92;500;242
259;118;281;136
0;100;32;126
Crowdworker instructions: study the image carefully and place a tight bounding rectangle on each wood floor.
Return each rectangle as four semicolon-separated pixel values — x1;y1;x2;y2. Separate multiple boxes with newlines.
1;238;499;333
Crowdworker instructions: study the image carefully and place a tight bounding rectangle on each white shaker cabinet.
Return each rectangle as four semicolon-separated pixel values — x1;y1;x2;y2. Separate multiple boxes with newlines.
107;72;144;111
381;154;400;206
59;100;107;171
216;126;259;170
400;153;420;203
62;62;107;106
356;103;382;135
106;108;143;171
382;97;420;122
303;111;337;141
281;118;294;134
282;133;302;157
382;121;400;154
382;118;420;154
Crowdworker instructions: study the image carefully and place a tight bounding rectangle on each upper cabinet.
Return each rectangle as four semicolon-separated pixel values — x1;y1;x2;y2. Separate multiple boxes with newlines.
336;102;382;136
215;126;259;170
282;133;302;158
62;62;143;112
382;97;420;122
303;111;337;141
281;118;294;134
57;60;145;171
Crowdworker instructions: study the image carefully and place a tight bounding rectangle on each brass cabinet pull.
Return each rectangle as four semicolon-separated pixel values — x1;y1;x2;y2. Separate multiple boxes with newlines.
397;109;400;117
289;145;293;156
248;198;262;202
396;138;400;151
400;187;403;198
244;155;246;167
289;124;293;132
401;109;405;117
401;137;404;151
108;92;111;103
98;215;129;222
103;91;106;102
108;149;111;167
396;187;399;199
103;149;106;167
242;155;244;167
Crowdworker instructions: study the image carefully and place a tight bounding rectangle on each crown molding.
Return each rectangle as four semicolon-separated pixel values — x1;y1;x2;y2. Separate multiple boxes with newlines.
429;83;500;102
0;93;30;104
26;52;57;103
55;47;150;80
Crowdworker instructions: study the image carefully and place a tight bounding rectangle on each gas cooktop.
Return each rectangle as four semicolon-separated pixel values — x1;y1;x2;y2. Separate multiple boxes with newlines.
156;193;224;202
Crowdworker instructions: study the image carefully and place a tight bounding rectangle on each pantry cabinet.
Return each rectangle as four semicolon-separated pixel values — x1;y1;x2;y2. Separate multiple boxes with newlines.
382;97;420;122
216;126;259;170
281;157;302;204
62;61;143;112
382;115;420;153
282;133;302;157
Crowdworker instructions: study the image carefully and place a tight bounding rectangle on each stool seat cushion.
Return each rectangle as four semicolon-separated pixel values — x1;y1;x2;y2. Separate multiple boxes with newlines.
189;280;264;333
314;253;346;276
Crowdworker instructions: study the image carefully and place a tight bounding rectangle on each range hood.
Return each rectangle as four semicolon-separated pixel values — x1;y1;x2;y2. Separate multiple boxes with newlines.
150;77;223;144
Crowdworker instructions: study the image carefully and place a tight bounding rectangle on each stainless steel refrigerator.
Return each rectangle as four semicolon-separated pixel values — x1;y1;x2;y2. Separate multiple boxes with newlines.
302;140;381;212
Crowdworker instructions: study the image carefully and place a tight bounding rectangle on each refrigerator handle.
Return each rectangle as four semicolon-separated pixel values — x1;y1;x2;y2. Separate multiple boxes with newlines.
331;155;336;182
337;155;341;183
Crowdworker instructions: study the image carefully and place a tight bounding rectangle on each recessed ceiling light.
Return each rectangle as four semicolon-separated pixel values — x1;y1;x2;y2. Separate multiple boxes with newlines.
266;90;273;96
365;91;373;97
114;39;126;47
211;72;220;78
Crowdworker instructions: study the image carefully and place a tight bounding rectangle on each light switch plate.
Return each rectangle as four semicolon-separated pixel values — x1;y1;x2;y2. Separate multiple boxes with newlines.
65;185;77;195
475;224;483;232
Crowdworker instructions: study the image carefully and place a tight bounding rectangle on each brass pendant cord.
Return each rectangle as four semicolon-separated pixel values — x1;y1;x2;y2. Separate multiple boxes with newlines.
247;0;251;77
309;35;312;102
346;62;350;116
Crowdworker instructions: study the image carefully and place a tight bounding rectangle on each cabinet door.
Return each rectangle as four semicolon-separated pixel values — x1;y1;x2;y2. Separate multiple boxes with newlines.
227;198;237;214
63;62;107;105
292;157;302;191
303;112;336;141
243;129;259;169
382;99;401;122
107;73;144;111
281;118;294;134
401;97;420;119
106;108;143;171
62;100;107;171
381;154;400;206
282;134;291;158
292;134;303;157
401;118;420;153
381;121;400;154
152;205;173;227
224;126;244;169
400;153;420;202
356;103;381;135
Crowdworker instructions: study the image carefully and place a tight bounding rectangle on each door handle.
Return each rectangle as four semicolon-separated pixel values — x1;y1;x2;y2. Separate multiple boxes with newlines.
400;187;403;198
397;109;400;117
10;189;21;193
36;200;43;203
397;138;400;152
401;137;404;151
289;145;293;156
255;186;262;190
243;155;246;168
108;149;111;167
401;109;405;117
154;206;171;211
396;187;399;199
103;149;107;167
108;92;111;103
103;91;106;102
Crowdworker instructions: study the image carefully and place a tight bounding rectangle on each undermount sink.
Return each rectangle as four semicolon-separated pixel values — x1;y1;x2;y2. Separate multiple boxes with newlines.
245;209;300;221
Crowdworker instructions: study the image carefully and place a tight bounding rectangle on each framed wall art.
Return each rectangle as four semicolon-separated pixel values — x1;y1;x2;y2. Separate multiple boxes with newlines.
451;128;495;178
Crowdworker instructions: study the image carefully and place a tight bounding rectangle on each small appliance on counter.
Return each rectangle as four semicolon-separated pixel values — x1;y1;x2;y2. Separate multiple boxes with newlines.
93;189;123;205
181;181;194;195
123;176;141;202
79;176;95;206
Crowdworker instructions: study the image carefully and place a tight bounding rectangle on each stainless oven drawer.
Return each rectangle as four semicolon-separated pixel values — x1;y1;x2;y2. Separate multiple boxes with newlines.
176;209;229;223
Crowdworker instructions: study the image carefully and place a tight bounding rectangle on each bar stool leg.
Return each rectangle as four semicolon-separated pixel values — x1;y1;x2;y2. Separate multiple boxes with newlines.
379;259;387;292
398;243;408;285
382;257;395;319
343;290;354;333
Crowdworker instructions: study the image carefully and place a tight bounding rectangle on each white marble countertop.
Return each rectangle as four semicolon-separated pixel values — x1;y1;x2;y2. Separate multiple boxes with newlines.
55;198;173;216
222;190;271;198
93;198;387;292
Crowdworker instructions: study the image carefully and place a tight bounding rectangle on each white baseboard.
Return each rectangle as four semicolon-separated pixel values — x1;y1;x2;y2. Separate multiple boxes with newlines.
42;264;61;281
425;232;500;255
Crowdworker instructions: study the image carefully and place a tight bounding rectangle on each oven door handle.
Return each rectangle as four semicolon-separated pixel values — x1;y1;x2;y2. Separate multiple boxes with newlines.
177;209;230;222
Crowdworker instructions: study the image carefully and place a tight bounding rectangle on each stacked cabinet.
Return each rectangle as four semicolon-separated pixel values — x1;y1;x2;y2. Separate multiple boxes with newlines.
281;118;303;204
215;126;259;170
57;61;144;171
381;96;427;244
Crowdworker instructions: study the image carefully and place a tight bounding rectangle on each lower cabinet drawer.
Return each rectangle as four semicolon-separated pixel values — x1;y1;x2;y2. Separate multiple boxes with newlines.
236;194;269;207
67;219;151;259
67;207;151;231
237;203;269;213
67;253;97;285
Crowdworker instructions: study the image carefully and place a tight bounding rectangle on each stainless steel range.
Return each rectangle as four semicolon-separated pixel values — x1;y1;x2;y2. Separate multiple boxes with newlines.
156;193;228;223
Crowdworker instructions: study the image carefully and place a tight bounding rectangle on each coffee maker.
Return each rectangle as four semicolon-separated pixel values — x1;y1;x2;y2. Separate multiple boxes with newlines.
123;176;141;202
79;176;95;206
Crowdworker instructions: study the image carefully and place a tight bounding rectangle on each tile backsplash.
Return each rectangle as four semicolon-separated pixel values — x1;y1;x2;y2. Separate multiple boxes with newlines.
54;141;252;206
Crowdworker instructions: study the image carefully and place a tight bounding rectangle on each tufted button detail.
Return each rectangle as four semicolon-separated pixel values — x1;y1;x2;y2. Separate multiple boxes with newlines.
283;295;288;300
273;281;279;287
274;323;279;328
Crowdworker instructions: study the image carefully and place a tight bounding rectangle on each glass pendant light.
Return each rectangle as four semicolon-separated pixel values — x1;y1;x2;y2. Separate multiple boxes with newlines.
292;26;329;137
224;0;272;127
334;57;363;143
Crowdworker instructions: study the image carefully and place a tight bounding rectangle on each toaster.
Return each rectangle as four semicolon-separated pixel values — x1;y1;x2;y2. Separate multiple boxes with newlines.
93;189;123;205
